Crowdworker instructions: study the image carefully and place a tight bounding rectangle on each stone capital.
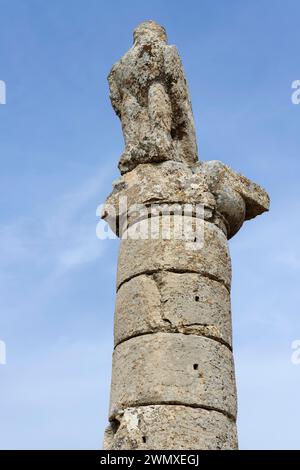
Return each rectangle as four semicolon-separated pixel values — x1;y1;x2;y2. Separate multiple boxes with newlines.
102;161;269;239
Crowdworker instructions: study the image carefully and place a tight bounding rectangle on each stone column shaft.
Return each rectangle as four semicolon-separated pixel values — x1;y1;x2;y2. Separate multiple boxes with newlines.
102;21;269;450
102;162;268;450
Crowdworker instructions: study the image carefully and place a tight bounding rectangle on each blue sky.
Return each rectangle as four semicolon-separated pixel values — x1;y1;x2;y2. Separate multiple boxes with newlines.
0;0;299;449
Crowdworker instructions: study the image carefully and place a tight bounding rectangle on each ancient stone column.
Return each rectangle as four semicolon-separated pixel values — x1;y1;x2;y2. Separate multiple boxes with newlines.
102;21;269;450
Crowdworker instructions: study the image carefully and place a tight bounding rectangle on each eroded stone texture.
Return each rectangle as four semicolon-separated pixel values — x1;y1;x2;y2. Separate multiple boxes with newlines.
104;405;238;450
114;272;232;347
102;160;269;239
103;20;270;451
114;274;162;345
104;161;212;214
108;21;198;174
201;160;270;222
117;217;231;289
109;332;237;420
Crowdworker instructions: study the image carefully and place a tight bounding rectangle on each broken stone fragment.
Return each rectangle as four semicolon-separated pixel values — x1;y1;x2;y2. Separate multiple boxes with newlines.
114;272;232;347
109;332;237;420
201;160;270;222
103;405;238;450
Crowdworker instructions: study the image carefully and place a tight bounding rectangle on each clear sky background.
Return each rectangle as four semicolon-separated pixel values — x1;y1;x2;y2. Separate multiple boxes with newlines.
0;0;299;450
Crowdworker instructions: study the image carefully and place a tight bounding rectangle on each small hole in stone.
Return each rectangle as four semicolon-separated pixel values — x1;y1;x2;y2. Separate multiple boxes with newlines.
195;296;199;302
194;237;197;242
110;418;120;434
142;436;147;443
193;364;199;370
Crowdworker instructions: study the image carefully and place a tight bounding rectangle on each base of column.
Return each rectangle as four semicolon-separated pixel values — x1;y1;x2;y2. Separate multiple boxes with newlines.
103;404;238;450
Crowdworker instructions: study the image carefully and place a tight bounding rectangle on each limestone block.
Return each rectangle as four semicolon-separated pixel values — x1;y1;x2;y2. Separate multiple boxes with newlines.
104;405;238;450
117;217;231;289
214;187;246;238
109;332;237;419
114;272;232;347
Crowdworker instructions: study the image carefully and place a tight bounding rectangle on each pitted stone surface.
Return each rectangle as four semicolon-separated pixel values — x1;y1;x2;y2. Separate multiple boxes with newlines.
102;161;215;236
104;405;238;450
117;217;231;289
102;160;269;239
109;332;237;420
108;21;198;173
104;161;212;211
114;272;232;347
202;160;270;222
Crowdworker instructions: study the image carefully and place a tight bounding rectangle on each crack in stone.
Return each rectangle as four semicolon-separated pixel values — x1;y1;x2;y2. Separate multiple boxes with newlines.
115;270;232;349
